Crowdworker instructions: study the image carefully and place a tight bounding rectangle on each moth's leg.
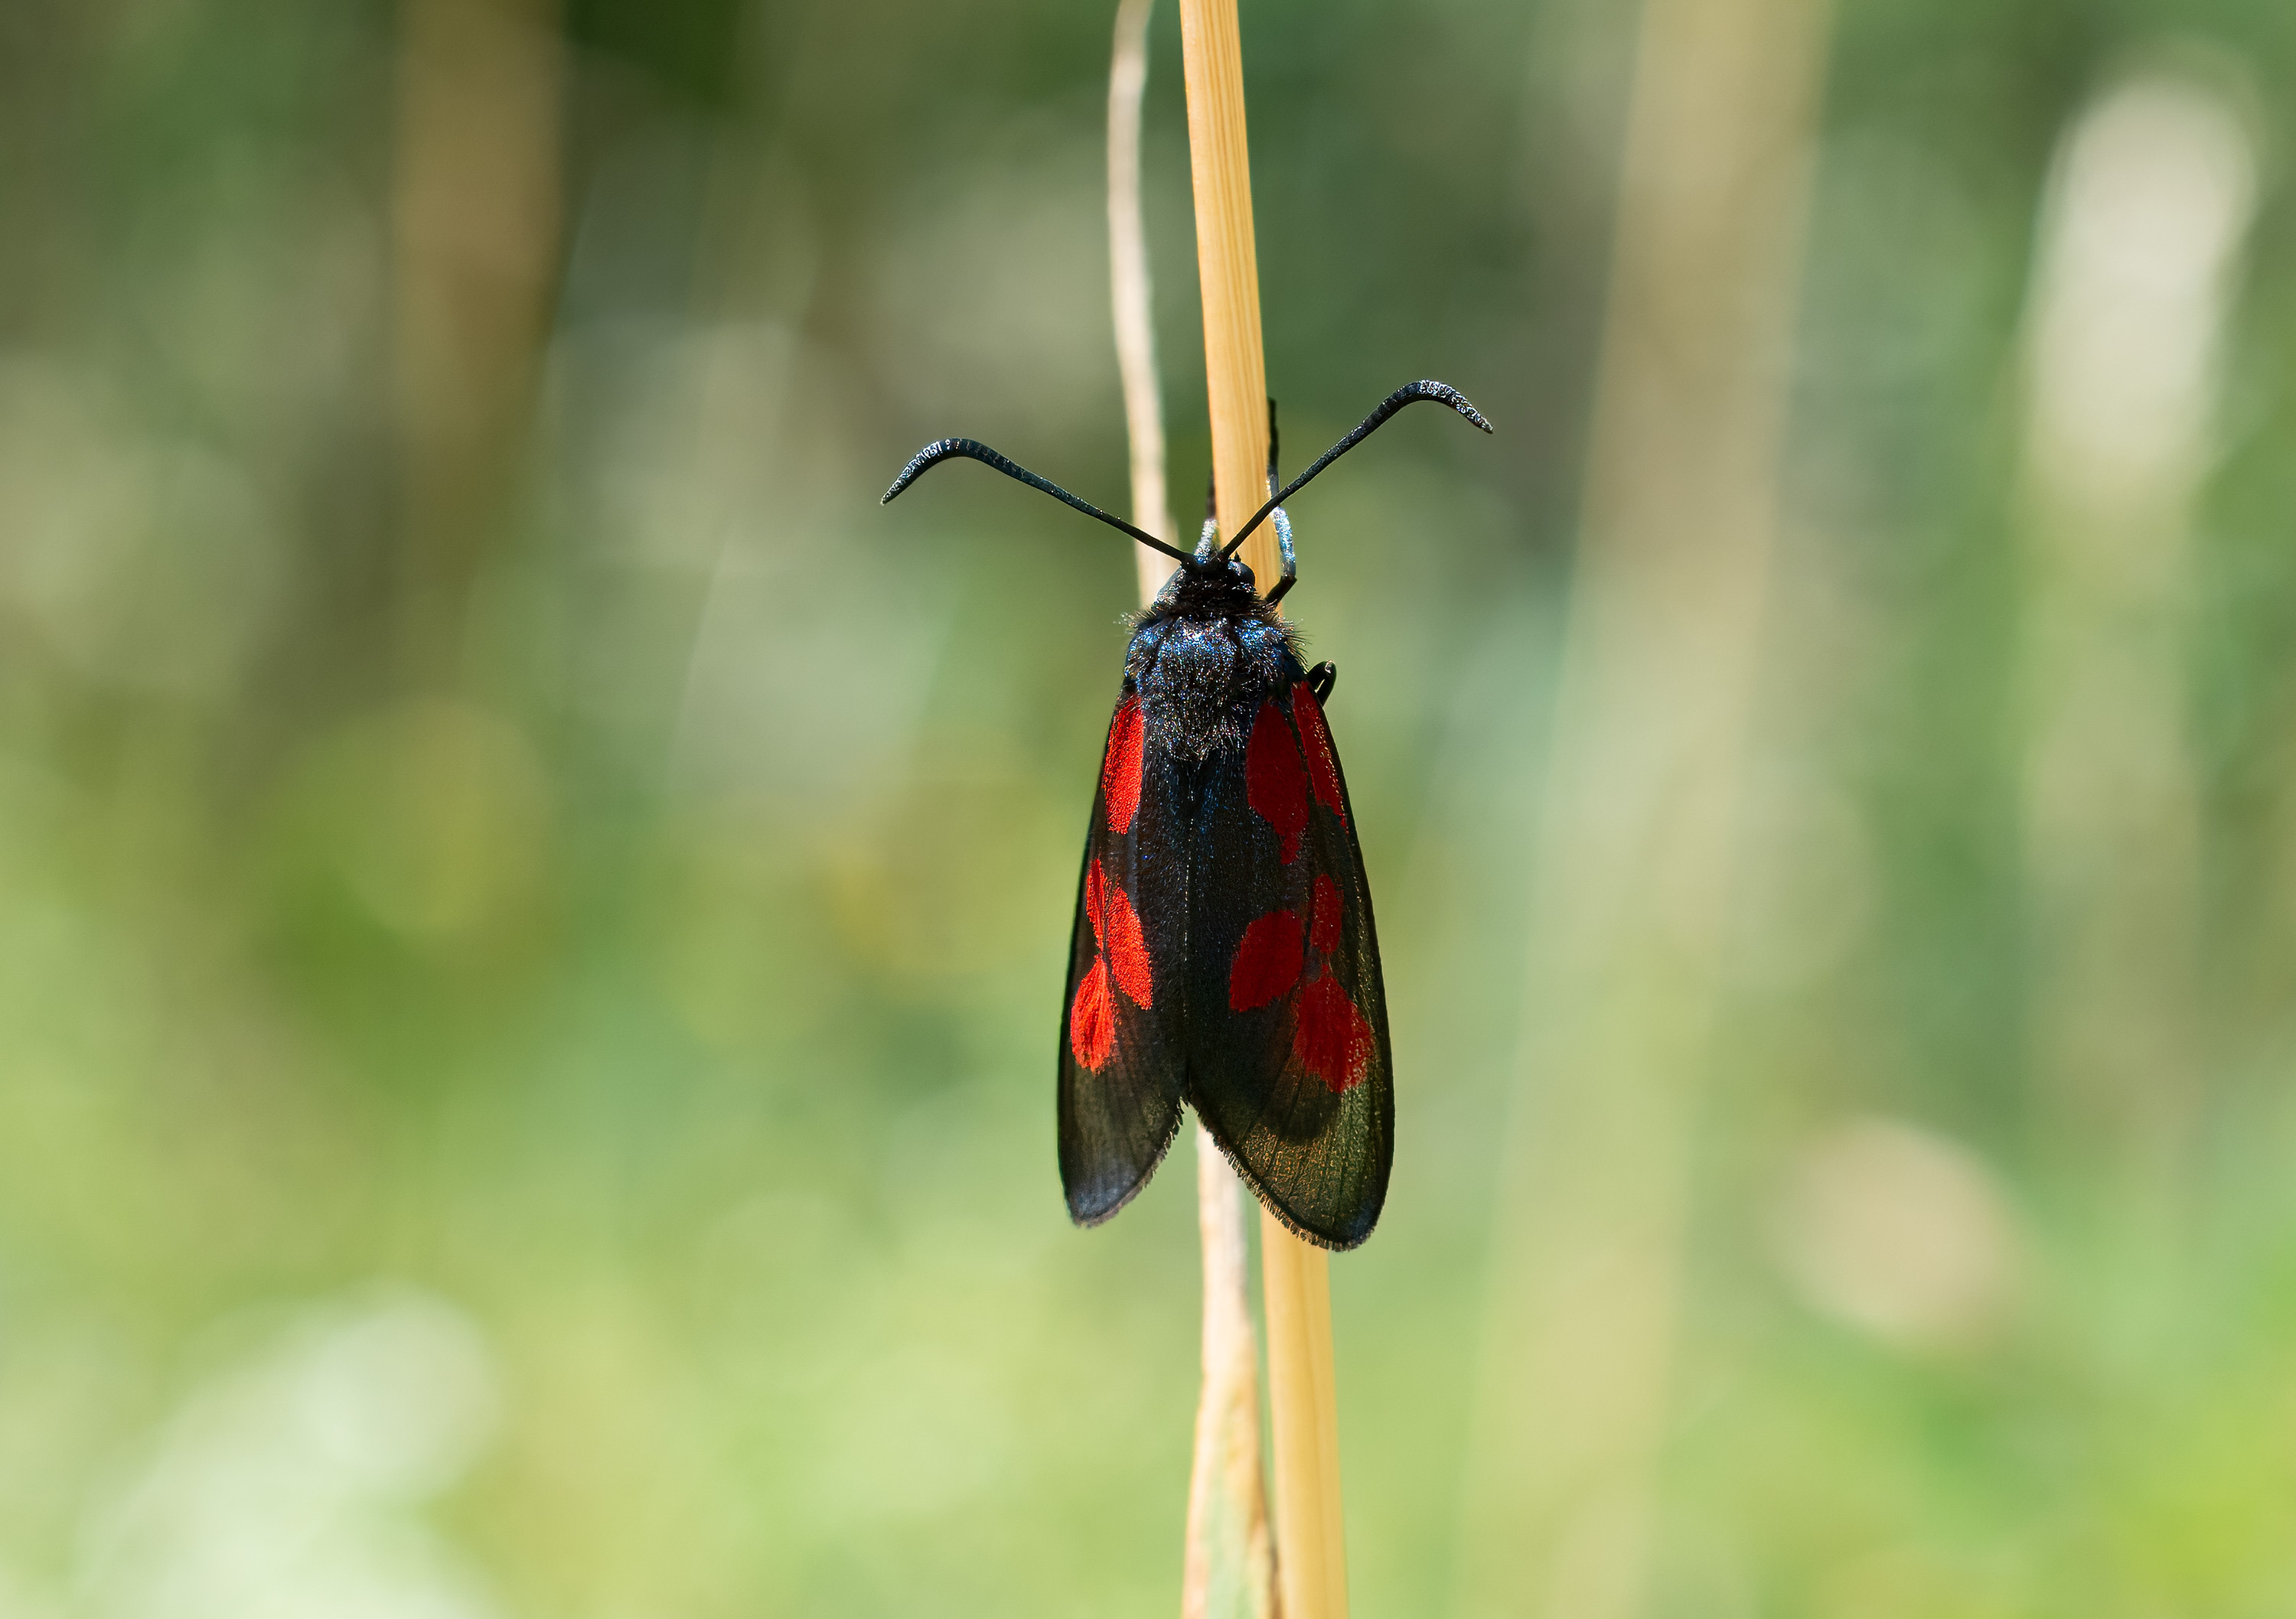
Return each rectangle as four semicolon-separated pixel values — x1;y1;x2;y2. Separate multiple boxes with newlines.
1306;661;1336;704
1264;504;1298;606
1257;398;1302;605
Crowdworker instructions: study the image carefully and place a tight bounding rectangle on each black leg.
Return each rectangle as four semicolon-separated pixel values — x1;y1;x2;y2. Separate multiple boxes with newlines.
1306;662;1337;704
1261;397;1300;605
1264;505;1298;605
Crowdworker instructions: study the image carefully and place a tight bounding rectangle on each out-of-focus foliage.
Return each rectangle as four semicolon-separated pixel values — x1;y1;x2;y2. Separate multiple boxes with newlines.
2;0;2294;1615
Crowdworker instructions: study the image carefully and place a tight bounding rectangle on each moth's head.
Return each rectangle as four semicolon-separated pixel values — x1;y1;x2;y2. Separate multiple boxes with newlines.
1151;553;1253;617
1156;547;1255;610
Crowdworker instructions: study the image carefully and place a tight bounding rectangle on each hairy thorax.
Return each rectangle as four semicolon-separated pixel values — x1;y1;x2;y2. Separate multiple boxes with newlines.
1124;561;1298;760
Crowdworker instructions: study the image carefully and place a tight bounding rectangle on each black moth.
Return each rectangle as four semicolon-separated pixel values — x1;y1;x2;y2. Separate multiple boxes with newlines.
883;381;1492;1249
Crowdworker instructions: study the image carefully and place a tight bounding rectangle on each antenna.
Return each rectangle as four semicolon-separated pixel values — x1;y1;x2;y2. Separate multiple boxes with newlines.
883;438;1193;563
1219;381;1492;559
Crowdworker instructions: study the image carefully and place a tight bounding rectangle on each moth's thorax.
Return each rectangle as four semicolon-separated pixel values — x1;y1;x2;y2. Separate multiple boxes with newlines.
1125;556;1298;761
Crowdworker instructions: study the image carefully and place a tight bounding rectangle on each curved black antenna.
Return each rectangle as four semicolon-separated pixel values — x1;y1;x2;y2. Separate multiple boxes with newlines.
882;438;1192;563
1220;380;1492;559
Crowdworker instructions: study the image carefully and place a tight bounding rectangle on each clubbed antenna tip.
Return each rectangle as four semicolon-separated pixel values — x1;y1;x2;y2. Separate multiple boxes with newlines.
1220;379;1495;558
879;435;1192;562
1427;381;1496;435
881;439;962;504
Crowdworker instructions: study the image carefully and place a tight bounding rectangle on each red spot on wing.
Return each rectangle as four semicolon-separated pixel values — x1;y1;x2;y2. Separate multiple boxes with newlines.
1246;702;1309;862
1103;880;1153;1007
1229;909;1303;1011
1293;970;1374;1093
1309;873;1343;955
1070;959;1115;1070
1083;857;1152;1009
1103;695;1145;835
1084;858;1108;946
1292;685;1347;828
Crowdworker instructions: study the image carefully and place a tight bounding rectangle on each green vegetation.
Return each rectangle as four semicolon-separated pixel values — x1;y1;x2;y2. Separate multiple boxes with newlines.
2;1;2294;1615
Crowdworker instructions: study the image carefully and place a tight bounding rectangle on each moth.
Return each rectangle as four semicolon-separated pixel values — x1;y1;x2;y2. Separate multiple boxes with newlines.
882;381;1491;1249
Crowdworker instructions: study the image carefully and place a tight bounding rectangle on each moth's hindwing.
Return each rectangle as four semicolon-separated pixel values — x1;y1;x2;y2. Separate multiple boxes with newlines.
1182;671;1394;1249
1058;690;1189;1224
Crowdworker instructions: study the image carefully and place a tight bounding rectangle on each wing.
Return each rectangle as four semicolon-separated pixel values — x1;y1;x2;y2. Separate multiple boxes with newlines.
1058;689;1191;1224
1182;672;1393;1249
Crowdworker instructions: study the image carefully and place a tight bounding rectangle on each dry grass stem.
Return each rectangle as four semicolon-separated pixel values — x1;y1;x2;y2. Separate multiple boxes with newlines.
1176;1;1345;1614
1185;1129;1277;1619
1110;3;1278;1614
1176;0;1277;593
1109;0;1176;595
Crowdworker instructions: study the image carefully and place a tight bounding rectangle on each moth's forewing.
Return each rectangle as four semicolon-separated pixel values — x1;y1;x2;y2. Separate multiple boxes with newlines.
1182;673;1394;1249
1058;691;1189;1224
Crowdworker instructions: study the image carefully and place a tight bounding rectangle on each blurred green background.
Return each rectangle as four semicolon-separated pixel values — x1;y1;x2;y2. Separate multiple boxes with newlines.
5;0;2296;1615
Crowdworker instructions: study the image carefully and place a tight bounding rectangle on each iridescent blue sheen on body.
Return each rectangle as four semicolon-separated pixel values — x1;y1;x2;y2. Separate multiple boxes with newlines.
1124;541;1300;761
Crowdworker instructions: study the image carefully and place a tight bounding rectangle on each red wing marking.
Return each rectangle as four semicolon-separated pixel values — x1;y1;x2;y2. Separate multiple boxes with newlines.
1308;872;1342;955
1103;695;1145;835
1293;969;1374;1093
1229;909;1304;1011
1081;856;1151;1051
1292;684;1347;827
1102;879;1153;1006
1070;959;1115;1070
1246;701;1309;862
1085;858;1108;944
